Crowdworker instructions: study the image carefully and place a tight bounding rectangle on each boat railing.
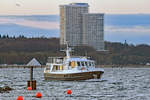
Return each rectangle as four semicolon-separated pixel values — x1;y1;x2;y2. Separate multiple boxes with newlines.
47;57;64;64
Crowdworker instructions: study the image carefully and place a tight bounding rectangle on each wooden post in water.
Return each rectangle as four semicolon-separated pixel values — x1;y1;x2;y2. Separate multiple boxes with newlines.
27;58;41;90
27;66;36;90
30;66;33;81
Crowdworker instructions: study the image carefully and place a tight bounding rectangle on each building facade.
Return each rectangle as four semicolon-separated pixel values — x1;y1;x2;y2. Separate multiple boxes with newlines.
82;13;104;51
60;3;89;46
60;3;104;51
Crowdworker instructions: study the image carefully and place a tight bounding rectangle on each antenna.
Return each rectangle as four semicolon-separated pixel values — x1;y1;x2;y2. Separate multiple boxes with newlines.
66;41;69;50
65;41;71;58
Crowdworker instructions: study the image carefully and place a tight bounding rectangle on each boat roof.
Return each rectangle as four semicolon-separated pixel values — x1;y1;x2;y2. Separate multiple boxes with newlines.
66;57;94;62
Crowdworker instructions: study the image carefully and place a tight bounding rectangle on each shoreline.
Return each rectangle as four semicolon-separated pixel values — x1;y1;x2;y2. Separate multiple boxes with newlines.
0;65;45;69
97;65;150;68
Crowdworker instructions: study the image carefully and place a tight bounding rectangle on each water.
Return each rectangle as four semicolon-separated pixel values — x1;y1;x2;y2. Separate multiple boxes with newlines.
0;68;150;100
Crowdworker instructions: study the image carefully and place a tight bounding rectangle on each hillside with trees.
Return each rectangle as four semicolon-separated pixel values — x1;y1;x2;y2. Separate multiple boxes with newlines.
0;36;150;66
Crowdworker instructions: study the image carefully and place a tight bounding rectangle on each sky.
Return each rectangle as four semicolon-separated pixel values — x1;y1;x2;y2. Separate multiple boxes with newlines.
0;0;150;15
0;15;150;45
0;0;150;44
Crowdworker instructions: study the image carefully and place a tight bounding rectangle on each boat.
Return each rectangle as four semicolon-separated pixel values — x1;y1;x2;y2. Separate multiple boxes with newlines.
44;44;104;81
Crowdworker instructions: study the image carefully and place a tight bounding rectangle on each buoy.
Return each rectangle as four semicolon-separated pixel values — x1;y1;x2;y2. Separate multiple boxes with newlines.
36;92;42;98
67;89;72;95
16;96;23;100
27;87;32;90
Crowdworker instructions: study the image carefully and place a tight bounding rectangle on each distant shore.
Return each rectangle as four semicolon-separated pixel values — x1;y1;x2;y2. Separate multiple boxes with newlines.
0;65;45;68
0;38;149;66
97;65;150;68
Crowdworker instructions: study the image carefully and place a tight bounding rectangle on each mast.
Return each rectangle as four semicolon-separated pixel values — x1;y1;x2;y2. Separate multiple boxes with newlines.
66;42;71;59
60;41;72;59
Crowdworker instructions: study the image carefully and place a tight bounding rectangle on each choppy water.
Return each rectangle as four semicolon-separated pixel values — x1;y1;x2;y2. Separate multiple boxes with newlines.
0;68;150;100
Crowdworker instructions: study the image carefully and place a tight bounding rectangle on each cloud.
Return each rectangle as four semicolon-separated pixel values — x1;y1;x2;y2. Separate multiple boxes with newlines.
105;25;150;44
105;25;150;35
0;18;59;30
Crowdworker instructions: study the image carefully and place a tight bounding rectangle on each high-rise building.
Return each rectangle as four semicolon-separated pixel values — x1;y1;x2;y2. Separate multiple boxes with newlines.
60;3;104;51
60;3;89;46
82;13;104;51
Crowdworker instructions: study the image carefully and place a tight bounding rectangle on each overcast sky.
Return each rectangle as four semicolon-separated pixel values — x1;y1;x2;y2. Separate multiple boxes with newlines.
0;0;150;15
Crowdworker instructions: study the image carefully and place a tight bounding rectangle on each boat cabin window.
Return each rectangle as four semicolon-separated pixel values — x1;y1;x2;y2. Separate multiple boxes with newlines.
56;65;59;70
52;65;64;71
92;62;95;66
46;67;50;70
71;61;76;68
89;62;92;66
52;65;58;71
77;62;81;66
85;62;88;66
69;61;76;68
81;62;84;66
69;62;71;66
69;61;92;67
